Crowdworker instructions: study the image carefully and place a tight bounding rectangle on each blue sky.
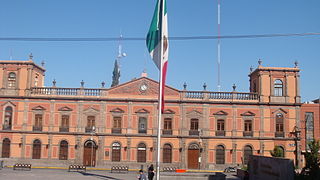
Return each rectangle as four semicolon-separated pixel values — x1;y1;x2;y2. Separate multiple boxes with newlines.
0;0;319;102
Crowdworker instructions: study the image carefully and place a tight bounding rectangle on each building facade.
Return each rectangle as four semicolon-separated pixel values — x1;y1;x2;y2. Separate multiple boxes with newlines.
0;59;302;170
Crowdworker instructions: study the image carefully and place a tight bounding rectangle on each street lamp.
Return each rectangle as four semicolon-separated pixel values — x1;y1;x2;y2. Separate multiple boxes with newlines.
290;126;301;168
91;126;96;167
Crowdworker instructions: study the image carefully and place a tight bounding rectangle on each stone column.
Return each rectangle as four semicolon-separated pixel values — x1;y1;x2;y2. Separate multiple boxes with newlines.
49;100;55;131
21;135;26;158
48;135;53;159
180;139;186;169
23;100;29;130
295;74;301;103
259;106;264;137
127;138;131;162
232;105;237;136
232;142;237;164
77;101;83;132
97;136;104;166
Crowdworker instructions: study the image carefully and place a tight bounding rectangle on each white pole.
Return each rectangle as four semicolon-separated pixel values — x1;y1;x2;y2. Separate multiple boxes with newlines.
217;0;221;92
156;1;164;179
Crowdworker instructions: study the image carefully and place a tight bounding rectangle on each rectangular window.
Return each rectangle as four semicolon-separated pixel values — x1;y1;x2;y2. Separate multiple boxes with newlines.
113;117;121;128
87;116;95;127
305;112;314;151
244;120;252;131
138;117;147;134
217;120;225;131
164;118;172;130
190;119;198;130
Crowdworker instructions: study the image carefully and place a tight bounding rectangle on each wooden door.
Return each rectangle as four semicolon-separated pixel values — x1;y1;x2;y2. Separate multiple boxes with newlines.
83;142;96;166
188;149;199;169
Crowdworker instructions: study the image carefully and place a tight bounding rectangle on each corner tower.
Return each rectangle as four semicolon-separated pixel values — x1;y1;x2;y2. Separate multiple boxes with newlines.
0;56;45;96
249;61;300;104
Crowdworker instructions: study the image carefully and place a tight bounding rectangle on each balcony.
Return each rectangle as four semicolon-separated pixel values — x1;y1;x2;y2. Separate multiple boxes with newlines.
85;127;95;133
138;129;147;134
33;126;43;131
243;131;253;137
59;126;69;132
162;129;172;135
2;124;11;130
275;131;285;138
189;130;199;136
112;128;122;134
215;130;225;136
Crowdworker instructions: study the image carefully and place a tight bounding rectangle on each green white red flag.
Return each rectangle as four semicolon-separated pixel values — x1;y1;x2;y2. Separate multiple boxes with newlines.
146;0;168;112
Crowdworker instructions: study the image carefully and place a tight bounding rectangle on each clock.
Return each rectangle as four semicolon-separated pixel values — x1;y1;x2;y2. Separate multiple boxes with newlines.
140;84;148;91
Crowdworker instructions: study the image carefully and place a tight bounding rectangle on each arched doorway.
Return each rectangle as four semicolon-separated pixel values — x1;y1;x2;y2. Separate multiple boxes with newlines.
243;145;253;165
59;140;68;160
137;143;146;162
2;138;10;158
83;140;97;166
188;143;200;169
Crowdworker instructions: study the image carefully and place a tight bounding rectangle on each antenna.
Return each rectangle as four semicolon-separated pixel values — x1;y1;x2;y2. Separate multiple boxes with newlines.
9;49;13;60
116;33;126;82
217;0;221;91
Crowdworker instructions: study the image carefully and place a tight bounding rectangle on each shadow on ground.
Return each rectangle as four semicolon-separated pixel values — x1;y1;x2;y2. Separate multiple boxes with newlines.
78;171;123;180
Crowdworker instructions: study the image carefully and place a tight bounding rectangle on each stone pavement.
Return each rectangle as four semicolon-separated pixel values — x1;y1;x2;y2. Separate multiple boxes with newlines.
0;168;240;180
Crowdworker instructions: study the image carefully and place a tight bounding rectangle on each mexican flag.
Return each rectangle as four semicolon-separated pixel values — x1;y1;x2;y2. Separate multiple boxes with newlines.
146;0;168;112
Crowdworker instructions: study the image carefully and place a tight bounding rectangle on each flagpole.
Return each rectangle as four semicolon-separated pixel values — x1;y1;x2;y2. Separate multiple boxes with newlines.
156;1;164;179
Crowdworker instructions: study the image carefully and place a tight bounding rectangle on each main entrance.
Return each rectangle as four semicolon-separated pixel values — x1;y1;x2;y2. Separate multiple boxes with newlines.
83;140;97;167
187;143;200;169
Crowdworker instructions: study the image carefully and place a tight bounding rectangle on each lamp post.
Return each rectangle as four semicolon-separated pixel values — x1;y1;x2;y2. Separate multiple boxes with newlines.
91;126;96;167
291;126;301;168
198;129;203;169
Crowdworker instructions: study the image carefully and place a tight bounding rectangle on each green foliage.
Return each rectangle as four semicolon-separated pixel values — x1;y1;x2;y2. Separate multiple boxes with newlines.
302;140;320;179
270;145;284;157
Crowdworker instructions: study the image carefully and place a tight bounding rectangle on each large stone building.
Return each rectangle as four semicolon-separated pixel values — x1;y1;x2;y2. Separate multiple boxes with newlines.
0;59;303;170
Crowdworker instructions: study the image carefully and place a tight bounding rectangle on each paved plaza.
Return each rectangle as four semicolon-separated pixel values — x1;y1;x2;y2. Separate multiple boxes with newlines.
0;168;240;180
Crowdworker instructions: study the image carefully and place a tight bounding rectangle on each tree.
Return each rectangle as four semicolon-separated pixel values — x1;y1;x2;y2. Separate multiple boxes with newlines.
303;140;320;179
270;145;284;157
111;59;120;87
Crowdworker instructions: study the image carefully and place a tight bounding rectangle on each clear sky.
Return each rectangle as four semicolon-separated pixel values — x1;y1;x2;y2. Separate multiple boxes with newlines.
0;0;319;102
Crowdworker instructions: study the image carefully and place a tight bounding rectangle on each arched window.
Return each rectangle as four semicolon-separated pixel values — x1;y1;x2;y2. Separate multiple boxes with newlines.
59;140;68;160
3;106;13;130
163;144;172;163
7;72;16;89
278;146;285;157
137;143;146;162
275;113;284;137
1;138;10;158
243;145;253;164
112;142;121;162
216;145;225;164
274;79;283;96
138;117;147;134
32;139;41;159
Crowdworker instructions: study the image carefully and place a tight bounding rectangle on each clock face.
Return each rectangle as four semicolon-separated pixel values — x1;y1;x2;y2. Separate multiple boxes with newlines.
140;84;148;91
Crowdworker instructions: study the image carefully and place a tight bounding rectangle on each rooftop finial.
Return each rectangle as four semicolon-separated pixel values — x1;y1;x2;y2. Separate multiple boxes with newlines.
101;81;105;88
29;53;33;61
250;66;253;73
52;79;56;87
183;82;187;90
232;84;237;92
258;59;262;67
41;60;45;67
203;83;207;91
80;80;84;88
294;61;298;68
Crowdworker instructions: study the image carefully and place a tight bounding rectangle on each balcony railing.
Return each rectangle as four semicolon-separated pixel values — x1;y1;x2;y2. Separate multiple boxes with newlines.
31;87;103;96
215;130;225;136
59;126;69;132
243;131;253;137
112;128;122;134
275;131;285;138
85;127;95;133
162;129;172;135
189;130;199;136
2;124;11;130
33;126;43;131
183;91;258;101
138;129;147;134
